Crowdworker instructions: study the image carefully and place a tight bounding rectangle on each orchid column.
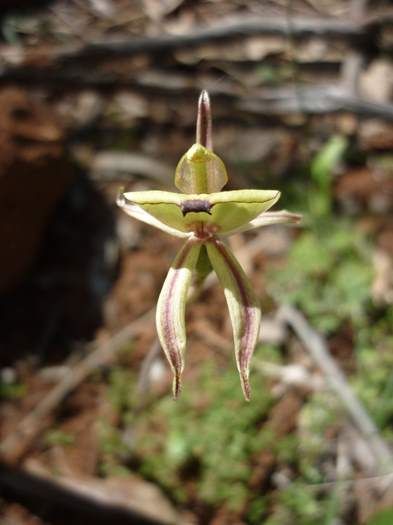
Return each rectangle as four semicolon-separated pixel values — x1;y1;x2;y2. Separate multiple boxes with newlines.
118;91;300;400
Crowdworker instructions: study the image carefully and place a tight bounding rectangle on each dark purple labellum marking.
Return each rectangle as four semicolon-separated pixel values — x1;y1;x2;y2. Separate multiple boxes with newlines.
180;199;212;216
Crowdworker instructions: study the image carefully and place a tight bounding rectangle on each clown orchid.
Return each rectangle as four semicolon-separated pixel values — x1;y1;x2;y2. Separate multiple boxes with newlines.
117;91;300;400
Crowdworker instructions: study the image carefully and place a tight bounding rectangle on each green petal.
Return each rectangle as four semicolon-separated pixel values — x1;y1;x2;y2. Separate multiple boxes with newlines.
175;143;228;194
122;189;280;235
223;210;302;235
156;240;201;398
207;189;280;233
206;239;261;400
118;194;191;238
122;191;187;231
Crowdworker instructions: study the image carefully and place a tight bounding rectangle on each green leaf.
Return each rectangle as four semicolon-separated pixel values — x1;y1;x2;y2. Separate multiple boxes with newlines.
310;135;347;216
311;135;347;186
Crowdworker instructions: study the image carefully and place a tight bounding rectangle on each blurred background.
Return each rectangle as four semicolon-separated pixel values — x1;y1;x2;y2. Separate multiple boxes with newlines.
0;1;392;524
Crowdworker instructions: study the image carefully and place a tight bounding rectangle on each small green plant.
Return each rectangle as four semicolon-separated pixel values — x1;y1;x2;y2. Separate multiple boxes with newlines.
310;135;347;217
270;220;372;332
0;377;26;400
107;366;135;414
44;429;75;447
133;362;273;509
354;316;393;430
367;507;393;525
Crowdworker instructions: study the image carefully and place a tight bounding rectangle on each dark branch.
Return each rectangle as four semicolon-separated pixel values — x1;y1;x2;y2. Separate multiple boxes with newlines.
0;462;169;525
0;68;392;122
55;15;384;62
1;12;390;66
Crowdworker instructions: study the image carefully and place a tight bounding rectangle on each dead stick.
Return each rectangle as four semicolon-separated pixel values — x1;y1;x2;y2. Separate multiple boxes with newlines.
134;339;162;411
278;304;393;473
0;309;154;464
52;14;391;62
1;67;392;121
1;12;391;66
340;0;368;97
0;461;169;525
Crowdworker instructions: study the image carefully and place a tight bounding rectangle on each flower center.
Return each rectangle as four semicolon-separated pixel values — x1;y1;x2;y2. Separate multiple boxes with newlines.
190;221;219;241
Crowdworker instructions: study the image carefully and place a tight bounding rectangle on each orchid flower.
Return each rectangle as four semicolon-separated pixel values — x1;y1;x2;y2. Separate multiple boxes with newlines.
117;91;301;400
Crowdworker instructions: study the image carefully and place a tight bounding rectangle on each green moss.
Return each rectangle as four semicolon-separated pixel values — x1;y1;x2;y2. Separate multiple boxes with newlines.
0;379;26;400
107;366;135;414
367;507;393;525
133;362;273;510
270;221;372;332
44;429;75;447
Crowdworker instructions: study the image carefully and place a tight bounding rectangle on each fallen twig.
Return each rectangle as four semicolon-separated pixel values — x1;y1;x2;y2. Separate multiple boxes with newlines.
278;304;393;474
43;13;393;62
193;319;322;391
1;66;391;121
134;339;162;411
239;86;393;120
0;308;154;464
0;461;174;525
0;12;391;66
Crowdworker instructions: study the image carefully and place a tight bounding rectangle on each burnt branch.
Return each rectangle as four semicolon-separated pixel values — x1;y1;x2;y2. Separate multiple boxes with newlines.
55;14;390;62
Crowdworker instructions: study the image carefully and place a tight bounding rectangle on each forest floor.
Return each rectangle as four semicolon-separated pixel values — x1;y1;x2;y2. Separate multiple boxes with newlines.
0;1;393;524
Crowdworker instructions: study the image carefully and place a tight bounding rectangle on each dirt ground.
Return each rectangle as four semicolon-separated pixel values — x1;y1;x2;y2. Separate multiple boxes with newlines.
0;1;392;524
